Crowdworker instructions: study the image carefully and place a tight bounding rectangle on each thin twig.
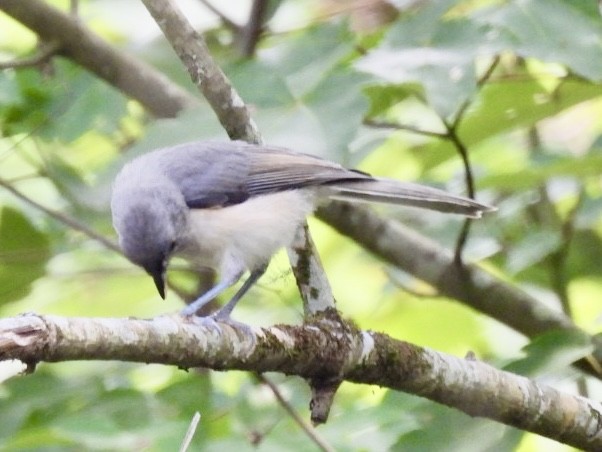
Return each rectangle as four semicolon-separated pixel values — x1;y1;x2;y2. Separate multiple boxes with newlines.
552;192;590;397
257;374;335;452
363;119;447;139
526;126;592;396
451;56;501;130
239;0;268;57
450;56;501;262
447;124;475;263
0;177;120;253
69;0;79;15
0;42;60;70
198;0;241;32
179;412;201;452
386;269;438;298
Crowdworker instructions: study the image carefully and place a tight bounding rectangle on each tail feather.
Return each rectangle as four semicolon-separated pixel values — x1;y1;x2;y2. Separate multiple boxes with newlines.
323;179;495;218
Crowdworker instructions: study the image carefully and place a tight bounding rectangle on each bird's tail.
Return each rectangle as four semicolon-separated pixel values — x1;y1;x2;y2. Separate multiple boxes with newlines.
322;178;495;218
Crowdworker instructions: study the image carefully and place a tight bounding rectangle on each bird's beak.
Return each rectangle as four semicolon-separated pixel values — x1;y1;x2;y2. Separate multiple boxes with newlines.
147;261;167;299
152;270;166;299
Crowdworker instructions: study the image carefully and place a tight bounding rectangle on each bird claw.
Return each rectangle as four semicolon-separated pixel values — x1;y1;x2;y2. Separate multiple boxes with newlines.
180;312;220;334
181;310;256;347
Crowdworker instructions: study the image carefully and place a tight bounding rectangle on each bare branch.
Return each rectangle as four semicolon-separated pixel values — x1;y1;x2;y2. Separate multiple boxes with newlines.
198;0;240;32
2;313;601;451
239;0;268;57
258;375;335;452
363;118;448;139
2;0;600;381
0;41;60;70
317;201;602;377
287;224;336;316
0;177;120;253
0;0;197;117
141;0;261;142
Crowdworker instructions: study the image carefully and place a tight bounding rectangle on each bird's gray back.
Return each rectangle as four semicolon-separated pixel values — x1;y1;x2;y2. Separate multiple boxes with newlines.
124;141;373;210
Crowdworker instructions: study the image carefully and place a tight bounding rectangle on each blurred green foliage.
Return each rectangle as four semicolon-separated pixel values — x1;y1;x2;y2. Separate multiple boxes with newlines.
1;0;602;451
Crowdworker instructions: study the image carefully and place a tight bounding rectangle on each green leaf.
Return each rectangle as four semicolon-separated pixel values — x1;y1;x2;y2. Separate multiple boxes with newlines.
363;83;424;117
302;67;369;163
42;152;90;208
226;59;295;108
0;371;101;442
388;391;524;452
419;77;602;170
475;0;602;80
505;229;562;274
269;21;357;97
0;69;52;137
460;78;596;148
479;153;602;190
504;330;594;377
0;206;51;305
356;0;500;118
565;230;602;280
43;70;129;142
0;61;128;141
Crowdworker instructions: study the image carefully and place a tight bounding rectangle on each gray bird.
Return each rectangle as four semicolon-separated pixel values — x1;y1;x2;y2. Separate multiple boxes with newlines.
111;140;494;320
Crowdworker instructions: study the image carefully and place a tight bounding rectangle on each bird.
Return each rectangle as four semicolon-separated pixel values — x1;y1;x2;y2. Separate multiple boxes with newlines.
110;140;494;321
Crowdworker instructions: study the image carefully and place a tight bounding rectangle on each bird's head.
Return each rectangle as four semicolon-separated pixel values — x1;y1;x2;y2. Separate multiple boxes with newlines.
111;186;187;299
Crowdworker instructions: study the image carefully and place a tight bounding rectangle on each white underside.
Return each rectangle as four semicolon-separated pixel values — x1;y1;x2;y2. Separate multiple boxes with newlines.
181;190;316;280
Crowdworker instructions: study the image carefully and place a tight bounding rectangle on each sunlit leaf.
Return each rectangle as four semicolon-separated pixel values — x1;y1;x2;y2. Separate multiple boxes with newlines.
505;330;594;377
475;0;602;80
0;206;51;305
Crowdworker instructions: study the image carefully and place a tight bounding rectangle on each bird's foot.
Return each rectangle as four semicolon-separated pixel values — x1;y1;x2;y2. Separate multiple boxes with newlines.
181;309;256;346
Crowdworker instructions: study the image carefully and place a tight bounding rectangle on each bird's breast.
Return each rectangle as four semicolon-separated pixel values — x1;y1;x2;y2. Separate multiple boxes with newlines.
183;189;317;273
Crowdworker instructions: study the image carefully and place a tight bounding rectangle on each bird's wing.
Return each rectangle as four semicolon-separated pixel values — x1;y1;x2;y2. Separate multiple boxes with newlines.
159;141;493;217
162;141;371;209
244;145;372;195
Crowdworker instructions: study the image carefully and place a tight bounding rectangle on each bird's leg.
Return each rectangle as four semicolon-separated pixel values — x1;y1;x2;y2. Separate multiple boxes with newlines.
212;266;267;321
180;271;243;316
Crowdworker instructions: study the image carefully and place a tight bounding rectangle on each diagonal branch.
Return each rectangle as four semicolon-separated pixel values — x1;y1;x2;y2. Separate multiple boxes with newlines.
1;313;601;451
257;374;335;452
198;0;241;32
0;0;197;117
239;0;268;57
139;0;336;322
0;177;120;253
317;201;602;377
0;41;60;69
447;56;501;261
140;0;261;143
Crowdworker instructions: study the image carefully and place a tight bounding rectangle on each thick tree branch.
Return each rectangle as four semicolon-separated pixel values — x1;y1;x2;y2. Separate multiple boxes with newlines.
1;313;601;451
317;202;602;376
318;202;575;335
2;0;600;378
1;0;600;366
0;0;196;117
